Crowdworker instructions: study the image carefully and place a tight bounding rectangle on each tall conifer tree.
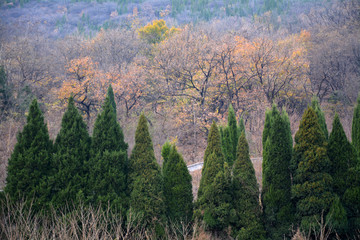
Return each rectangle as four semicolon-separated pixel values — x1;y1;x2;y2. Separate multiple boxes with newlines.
328;114;359;234
291;107;334;232
87;86;128;212
162;144;193;223
51;97;90;209
232;132;265;239
196;122;232;232
328;114;357;197
198;121;225;198
5;99;53;211
129;114;165;227
352;94;360;154
262;105;293;239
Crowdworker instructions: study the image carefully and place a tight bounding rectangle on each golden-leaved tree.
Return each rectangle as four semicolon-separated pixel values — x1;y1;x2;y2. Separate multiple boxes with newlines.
58;57;108;122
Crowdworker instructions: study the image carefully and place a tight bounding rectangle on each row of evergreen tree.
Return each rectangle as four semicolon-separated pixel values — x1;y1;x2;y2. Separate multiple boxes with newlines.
4;85;360;238
195;99;360;239
5;86;193;235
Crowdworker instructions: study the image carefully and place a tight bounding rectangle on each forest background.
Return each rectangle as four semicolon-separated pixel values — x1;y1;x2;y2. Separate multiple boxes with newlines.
0;0;359;192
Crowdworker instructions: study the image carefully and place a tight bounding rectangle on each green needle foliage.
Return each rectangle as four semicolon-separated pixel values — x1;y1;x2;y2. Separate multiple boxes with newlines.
232;132;265;239
220;104;238;166
196;121;231;233
198;121;225;199
161;141;171;166
343;164;360;235
91;86;127;154
162;143;193;224
311;96;328;140
328;113;357;197
87;86;128;212
262;109;272;148
329;113;359;235
5;99;53;211
291;107;334;233
200;159;233;232
51;97;91;210
262;105;293;239
238;117;245;136
129;114;165;228
107;85;117;116
262;109;272;187
352;94;360;154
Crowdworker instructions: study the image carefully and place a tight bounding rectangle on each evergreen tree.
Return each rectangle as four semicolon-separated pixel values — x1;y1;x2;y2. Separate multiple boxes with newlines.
129;114;165;227
311;97;328;140
352;94;360;154
232;132;265;239
329;113;360;235
262;105;293;239
291;107;334;232
201;160;233;232
328;113;357;197
162;144;193;223
196;121;232;232
51;97;91;210
87;86;128;212
198;121;225;199
5;99;53;211
91;86;127;153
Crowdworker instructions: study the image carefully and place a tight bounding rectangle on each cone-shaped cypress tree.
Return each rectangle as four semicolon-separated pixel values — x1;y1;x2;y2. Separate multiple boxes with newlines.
92;86;127;153
129;114;165;227
162;144;193;223
262;105;293;239
352;94;360;154
291;107;334;232
311;97;328;140
328;114;359;235
198;121;225;199
87;86;128;212
328;114;357;197
200;159;233;232
51;97;90;210
232;132;265;239
5;99;53;211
